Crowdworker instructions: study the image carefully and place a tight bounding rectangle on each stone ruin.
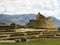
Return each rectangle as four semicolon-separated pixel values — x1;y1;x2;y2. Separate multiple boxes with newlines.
27;12;57;31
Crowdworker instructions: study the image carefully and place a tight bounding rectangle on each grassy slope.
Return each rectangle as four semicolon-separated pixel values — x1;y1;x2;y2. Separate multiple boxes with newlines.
0;38;60;45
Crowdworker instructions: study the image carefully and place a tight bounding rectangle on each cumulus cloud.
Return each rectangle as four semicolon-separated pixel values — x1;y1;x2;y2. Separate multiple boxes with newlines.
0;0;60;19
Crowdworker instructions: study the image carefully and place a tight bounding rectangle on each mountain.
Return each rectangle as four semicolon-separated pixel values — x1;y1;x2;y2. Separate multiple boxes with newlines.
52;17;60;28
0;14;36;25
0;14;60;27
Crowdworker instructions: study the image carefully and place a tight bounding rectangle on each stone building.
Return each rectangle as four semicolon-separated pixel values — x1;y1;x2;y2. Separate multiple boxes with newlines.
27;12;57;31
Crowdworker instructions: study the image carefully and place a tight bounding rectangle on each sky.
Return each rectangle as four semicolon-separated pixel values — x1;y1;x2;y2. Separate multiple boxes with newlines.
0;0;60;19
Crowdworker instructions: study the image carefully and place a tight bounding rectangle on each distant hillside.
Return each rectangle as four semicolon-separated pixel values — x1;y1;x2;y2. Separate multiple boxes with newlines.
0;22;7;26
0;14;36;25
52;17;60;28
0;14;60;27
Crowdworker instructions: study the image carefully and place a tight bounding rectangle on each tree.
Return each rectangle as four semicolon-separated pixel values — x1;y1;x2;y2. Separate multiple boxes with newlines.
10;23;17;29
58;27;60;31
10;23;16;26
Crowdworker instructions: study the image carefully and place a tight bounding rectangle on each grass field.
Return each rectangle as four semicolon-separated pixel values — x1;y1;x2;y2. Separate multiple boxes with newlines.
0;38;60;45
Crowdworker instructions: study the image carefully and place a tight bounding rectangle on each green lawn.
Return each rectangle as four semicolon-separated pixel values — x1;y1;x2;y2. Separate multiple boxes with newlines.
0;38;60;45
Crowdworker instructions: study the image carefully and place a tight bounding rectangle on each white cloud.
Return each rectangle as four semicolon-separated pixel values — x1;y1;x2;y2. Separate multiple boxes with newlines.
0;0;60;19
